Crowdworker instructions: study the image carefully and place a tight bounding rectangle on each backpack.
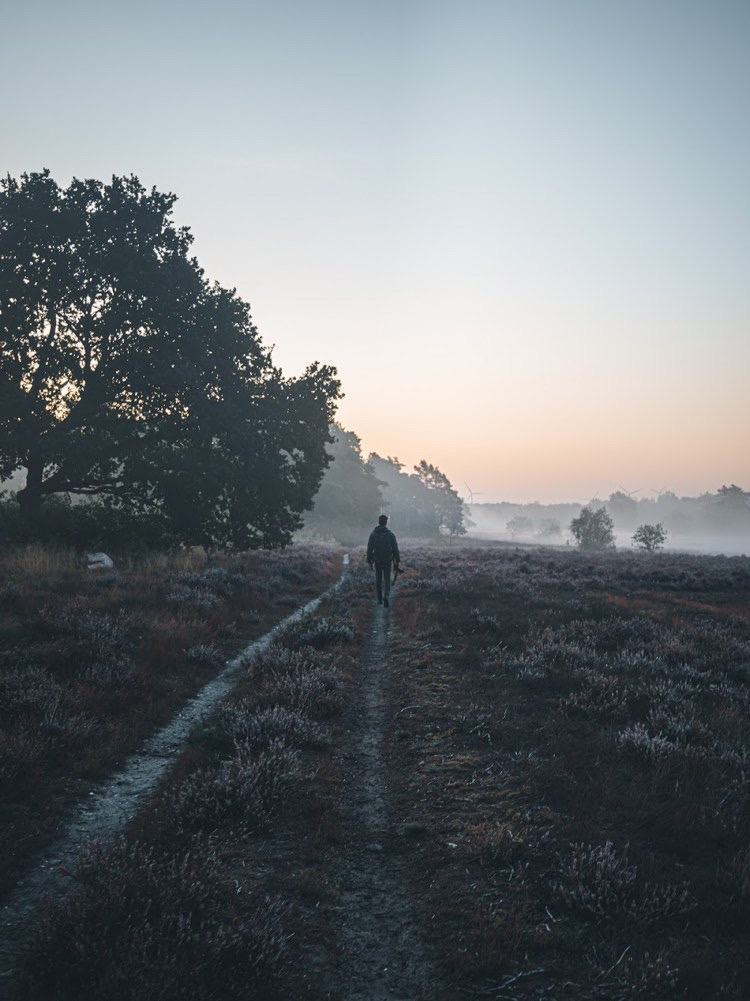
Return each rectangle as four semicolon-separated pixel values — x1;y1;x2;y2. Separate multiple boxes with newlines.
371;528;394;563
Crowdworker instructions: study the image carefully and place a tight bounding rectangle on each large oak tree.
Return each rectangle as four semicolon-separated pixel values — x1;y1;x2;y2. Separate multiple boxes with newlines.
0;170;340;548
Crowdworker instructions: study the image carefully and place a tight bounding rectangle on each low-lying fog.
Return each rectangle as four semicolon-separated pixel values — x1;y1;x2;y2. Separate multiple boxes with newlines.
468;492;750;557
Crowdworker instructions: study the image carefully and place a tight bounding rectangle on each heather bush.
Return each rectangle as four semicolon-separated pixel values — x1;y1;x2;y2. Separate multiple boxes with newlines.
19;838;289;1001
624;952;683;1000
165;561;280;611
0;730;50;785
264;665;342;718
553;841;694;922
468;607;502;634
51;608;133;686
165;582;222;611
185;642;224;667
249;642;332;679
280;612;355;650
172;740;301;833
0;668;95;755
218;702;328;750
559;675;628;719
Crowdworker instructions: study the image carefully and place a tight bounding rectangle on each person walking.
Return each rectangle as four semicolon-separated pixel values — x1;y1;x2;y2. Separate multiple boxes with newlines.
366;514;400;607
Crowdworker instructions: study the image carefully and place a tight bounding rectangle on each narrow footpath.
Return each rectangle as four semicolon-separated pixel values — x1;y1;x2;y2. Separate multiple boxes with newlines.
312;598;444;1001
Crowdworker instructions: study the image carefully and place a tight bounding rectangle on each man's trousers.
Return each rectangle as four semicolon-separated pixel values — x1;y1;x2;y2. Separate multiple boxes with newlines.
375;562;391;601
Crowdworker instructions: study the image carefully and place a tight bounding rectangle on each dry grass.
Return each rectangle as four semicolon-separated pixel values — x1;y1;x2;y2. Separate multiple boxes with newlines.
0;544;80;577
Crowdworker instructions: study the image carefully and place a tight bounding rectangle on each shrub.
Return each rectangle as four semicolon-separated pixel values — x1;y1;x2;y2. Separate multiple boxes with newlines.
19;838;289;1001
280;613;355;650
468;608;502;634
0;730;50;787
218;702;328;750
264;665;342;718
185;643;223;667
617;723;680;759
0;494;177;552
165;583;221;612
624;952;682;1000
248;643;331;678
52;608;133;685
172;740;301;833
552;841;694;922
0;668;95;755
559;676;628;719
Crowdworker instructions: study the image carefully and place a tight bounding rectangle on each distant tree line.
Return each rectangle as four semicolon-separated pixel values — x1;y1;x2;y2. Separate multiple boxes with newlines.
476;485;750;545
301;428;466;546
605;485;750;538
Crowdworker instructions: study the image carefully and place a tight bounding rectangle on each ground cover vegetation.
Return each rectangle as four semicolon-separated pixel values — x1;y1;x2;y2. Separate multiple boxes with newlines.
0;543;342;897
15;567;370;1001
0;170;340;548
9;546;750;999
387;546;750;998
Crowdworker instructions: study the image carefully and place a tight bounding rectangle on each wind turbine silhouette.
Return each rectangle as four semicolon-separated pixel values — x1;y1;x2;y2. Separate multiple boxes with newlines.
464;483;483;504
617;484;644;499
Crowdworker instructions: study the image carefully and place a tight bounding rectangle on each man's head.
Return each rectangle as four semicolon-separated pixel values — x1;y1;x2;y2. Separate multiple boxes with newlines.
378;514;388;526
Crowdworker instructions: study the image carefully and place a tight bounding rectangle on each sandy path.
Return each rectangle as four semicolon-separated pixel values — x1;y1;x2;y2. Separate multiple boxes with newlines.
315;598;443;1001
0;560;349;995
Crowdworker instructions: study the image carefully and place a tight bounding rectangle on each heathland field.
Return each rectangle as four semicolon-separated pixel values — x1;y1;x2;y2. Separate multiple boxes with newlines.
2;544;749;1000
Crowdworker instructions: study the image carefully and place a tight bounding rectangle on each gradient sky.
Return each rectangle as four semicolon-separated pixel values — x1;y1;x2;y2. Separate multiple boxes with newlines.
3;0;748;502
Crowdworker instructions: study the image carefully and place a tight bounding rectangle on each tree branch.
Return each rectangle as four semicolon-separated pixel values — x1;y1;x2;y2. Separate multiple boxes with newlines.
27;307;58;404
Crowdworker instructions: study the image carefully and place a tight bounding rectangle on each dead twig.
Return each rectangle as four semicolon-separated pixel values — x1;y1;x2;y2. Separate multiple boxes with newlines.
596;945;631;982
494;966;547;990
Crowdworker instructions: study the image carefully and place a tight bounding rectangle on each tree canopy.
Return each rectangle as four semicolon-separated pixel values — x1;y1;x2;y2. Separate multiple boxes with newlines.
570;505;616;550
632;523;667;552
0;170;341;548
369;455;466;539
302;424;383;545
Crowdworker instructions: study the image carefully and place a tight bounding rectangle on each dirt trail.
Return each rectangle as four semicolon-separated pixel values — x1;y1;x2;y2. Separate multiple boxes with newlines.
0;561;349;994
315;598;443;1001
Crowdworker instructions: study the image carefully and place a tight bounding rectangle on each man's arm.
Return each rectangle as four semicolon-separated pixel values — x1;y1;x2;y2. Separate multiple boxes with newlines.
366;531;375;564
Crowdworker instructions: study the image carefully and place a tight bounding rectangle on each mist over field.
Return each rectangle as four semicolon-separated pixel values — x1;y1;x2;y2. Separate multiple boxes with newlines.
467;494;750;557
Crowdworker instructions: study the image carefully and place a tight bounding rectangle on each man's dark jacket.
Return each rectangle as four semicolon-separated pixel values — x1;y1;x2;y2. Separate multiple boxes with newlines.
367;525;400;566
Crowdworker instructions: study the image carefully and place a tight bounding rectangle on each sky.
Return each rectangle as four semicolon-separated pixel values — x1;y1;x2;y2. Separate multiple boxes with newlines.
3;0;749;503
